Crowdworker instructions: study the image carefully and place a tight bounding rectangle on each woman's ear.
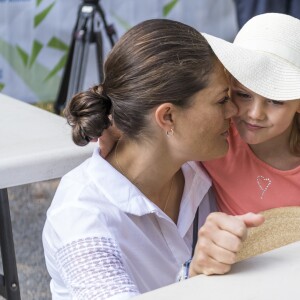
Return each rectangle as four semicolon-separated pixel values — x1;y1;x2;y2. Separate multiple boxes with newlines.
154;103;175;132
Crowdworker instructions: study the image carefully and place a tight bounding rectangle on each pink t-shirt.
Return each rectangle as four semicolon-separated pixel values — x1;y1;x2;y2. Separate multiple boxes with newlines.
203;126;300;215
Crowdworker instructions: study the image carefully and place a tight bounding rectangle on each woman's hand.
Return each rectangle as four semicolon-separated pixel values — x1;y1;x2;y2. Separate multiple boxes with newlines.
99;121;122;157
189;212;264;276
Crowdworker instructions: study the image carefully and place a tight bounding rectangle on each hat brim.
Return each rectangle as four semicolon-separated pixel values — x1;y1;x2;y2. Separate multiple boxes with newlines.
237;206;300;261
203;33;300;101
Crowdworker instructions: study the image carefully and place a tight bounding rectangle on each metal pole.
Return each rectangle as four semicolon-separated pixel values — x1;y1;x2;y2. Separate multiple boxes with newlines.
0;189;21;300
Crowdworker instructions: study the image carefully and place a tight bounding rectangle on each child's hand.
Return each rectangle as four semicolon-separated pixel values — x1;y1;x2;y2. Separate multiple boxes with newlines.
189;212;264;276
99;121;122;157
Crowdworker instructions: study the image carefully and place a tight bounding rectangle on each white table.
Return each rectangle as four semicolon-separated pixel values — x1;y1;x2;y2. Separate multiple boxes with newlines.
136;241;300;300
0;93;94;299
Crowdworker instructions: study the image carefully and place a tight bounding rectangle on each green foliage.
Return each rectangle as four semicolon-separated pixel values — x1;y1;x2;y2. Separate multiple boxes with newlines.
34;101;54;113
0;38;61;102
34;1;56;28
163;0;179;16
29;40;43;68
0;83;4;92
45;37;69;81
16;46;29;66
0;1;63;102
44;53;67;81
47;37;69;51
36;0;44;7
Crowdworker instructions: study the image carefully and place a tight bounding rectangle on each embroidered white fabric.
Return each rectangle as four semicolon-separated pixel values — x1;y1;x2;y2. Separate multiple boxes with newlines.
55;236;139;300
43;149;213;298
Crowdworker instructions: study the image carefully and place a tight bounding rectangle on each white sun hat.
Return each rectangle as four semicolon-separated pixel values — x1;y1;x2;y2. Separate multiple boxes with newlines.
203;13;300;101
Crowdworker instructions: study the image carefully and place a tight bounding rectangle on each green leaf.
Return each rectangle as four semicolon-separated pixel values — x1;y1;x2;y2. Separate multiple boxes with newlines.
36;0;43;7
16;46;29;66
0;38;61;102
47;37;69;51
111;12;131;31
0;83;4;92
29;40;43;68
44;54;67;81
163;0;179;17
34;1;55;28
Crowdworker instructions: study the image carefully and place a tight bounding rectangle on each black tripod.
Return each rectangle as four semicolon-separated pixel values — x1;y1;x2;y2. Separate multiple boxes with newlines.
54;0;117;114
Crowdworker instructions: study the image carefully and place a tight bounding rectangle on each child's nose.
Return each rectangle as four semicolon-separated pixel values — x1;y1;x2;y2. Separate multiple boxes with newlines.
248;101;265;120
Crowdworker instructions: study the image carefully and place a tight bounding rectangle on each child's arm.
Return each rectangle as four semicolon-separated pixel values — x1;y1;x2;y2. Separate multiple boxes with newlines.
99;121;122;157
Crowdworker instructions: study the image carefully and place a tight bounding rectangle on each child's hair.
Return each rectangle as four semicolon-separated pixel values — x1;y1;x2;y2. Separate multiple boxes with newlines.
64;19;216;146
290;114;300;156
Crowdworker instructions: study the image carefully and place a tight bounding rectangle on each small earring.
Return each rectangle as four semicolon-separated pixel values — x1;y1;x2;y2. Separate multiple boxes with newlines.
166;128;174;137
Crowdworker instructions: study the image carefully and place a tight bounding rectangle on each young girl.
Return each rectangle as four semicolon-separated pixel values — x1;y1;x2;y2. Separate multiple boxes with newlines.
202;13;300;215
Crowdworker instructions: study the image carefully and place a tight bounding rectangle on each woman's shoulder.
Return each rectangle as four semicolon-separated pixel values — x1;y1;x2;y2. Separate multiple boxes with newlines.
48;148;123;213
43;175;121;254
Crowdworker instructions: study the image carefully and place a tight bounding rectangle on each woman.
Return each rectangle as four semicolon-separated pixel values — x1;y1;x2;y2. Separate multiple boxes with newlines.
43;19;263;299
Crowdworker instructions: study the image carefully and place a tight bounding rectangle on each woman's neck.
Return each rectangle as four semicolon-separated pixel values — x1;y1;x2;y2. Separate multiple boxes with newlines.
106;138;185;223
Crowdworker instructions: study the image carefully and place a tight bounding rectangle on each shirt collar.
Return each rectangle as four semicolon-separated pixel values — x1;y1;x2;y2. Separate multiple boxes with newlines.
87;148;211;225
177;161;211;236
88;148;157;216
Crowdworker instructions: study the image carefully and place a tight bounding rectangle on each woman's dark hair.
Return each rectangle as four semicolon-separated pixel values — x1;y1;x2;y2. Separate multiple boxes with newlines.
65;19;216;146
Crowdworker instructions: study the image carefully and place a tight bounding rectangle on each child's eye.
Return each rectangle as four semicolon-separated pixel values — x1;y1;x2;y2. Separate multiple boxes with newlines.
268;100;284;105
236;92;251;98
218;96;230;105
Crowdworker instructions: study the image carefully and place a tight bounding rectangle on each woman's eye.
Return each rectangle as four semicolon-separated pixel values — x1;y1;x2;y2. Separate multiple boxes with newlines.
219;96;230;104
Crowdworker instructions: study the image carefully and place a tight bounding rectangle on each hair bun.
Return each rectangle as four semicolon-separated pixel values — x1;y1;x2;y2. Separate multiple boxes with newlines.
93;84;112;115
64;84;112;146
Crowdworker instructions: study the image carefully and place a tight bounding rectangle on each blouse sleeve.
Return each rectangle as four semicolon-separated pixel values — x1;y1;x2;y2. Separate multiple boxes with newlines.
55;236;139;300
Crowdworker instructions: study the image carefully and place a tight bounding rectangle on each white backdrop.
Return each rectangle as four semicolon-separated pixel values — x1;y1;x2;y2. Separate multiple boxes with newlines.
0;0;238;103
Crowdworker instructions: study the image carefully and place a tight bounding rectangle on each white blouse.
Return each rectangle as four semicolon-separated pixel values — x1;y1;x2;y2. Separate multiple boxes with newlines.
43;148;214;300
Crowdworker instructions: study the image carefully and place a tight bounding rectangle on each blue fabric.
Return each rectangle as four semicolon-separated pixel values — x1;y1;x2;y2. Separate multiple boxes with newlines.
234;0;300;29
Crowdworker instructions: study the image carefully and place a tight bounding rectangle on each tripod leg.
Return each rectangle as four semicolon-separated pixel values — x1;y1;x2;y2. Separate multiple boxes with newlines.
66;13;93;102
94;32;104;83
54;2;116;113
54;4;90;114
66;32;89;101
54;37;76;114
96;4;117;48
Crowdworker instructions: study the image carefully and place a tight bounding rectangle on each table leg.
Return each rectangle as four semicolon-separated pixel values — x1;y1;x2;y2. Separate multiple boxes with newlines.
0;189;21;300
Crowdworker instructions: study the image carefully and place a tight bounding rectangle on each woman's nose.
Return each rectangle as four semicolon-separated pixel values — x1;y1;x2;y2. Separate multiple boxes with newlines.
225;100;238;119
